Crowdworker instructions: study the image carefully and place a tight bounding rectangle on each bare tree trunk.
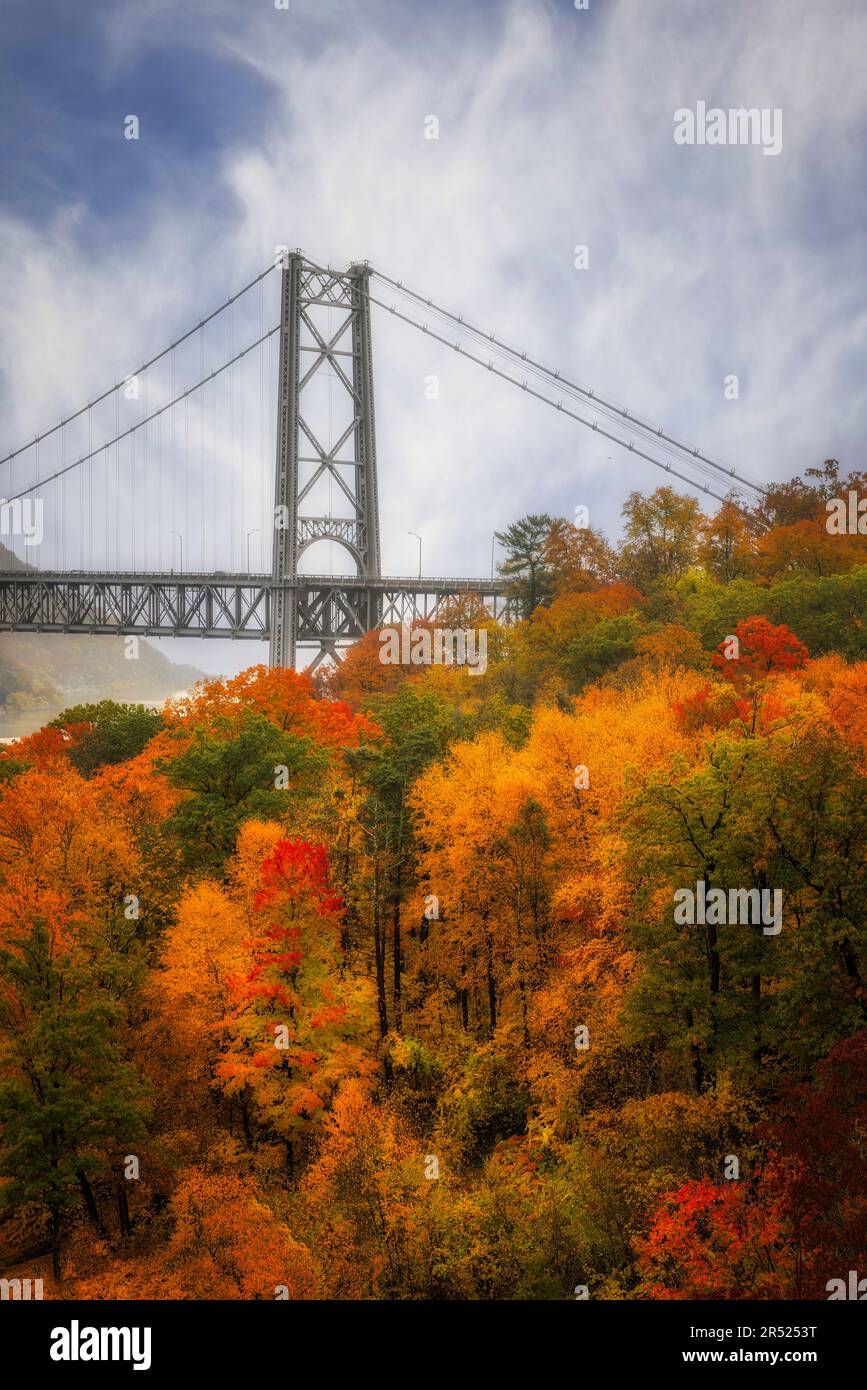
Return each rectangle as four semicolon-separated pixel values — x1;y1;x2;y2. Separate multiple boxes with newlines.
517;971;531;1052
392;861;403;1032
483;916;497;1035
373;857;389;1038
239;1090;255;1150
77;1168;109;1242
116;1179;132;1239
50;1206;62;1282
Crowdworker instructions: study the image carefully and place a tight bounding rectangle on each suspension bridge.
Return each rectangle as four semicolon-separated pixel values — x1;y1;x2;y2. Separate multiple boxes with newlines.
0;251;766;669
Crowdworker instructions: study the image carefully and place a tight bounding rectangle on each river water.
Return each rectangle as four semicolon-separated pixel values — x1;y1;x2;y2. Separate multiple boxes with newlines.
0;691;186;743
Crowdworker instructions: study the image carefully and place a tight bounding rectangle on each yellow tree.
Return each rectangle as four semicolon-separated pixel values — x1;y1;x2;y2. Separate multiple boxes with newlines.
697;499;756;581
512;670;704;1130
413;732;555;1052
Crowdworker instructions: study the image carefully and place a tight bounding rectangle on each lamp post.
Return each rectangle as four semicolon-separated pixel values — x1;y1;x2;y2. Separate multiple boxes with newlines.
491;532;502;581
408;531;422;579
170;530;183;574
246;528;260;573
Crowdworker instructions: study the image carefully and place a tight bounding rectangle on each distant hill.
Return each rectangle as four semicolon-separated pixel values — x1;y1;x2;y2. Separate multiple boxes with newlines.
0;631;206;709
0;547;205;709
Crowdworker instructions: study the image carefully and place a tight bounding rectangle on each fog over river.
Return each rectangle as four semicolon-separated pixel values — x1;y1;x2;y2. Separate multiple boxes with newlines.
0;690;188;742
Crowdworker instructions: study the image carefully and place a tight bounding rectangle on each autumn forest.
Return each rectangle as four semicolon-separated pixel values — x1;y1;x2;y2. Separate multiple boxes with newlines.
1;459;866;1301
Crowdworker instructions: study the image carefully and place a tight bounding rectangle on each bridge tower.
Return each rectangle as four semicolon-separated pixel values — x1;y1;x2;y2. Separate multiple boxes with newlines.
269;253;382;669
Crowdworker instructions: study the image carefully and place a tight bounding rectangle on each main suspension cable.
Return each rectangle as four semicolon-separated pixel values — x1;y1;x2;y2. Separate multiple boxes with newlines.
370;267;766;501
0;261;277;468
4;324;280;503
360;284;737;508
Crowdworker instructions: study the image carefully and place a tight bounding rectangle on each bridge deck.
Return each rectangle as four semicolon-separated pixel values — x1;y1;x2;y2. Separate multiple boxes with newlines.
0;571;516;642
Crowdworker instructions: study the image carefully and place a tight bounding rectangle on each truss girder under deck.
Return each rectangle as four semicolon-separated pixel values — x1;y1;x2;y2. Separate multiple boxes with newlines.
0;574;516;658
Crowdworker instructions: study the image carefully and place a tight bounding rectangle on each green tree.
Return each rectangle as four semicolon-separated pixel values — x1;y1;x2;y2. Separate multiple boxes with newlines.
162;712;325;871
621;739;786;1091
563;613;644;688
618;487;702;591
351;687;458;1037
495;514;554;616
620;725;867;1091
0;921;150;1278
680;567;867;660
51;700;163;777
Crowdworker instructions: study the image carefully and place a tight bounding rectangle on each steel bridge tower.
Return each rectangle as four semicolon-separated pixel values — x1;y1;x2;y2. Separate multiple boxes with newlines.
270;254;382;669
0;250;514;658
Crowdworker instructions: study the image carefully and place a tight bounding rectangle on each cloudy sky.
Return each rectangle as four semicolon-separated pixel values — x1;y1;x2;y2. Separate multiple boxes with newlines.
1;0;865;675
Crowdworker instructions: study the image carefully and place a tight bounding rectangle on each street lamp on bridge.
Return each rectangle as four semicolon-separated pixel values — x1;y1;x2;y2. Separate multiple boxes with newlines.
170;530;183;574
246;528;260;573
408;531;422;579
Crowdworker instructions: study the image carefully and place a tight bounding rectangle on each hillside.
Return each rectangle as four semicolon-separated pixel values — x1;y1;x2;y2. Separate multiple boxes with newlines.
0;467;864;1302
0;545;204;707
0;631;204;709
